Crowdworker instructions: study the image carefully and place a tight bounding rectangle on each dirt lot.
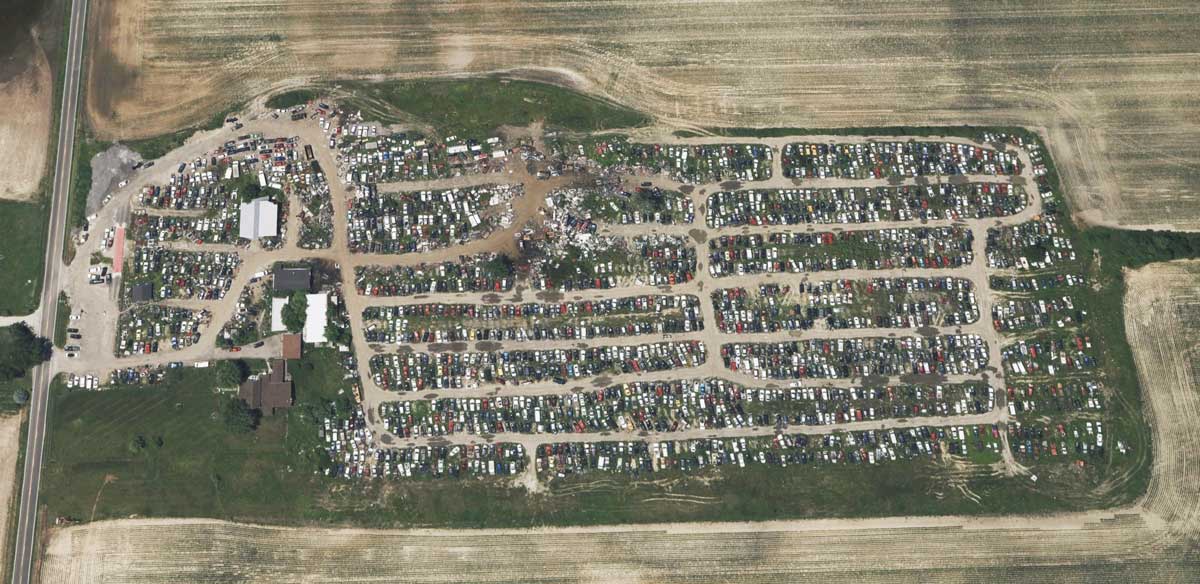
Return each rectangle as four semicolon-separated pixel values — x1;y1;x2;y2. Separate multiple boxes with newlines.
0;38;51;200
0;413;22;571
38;260;1200;582
86;1;1200;229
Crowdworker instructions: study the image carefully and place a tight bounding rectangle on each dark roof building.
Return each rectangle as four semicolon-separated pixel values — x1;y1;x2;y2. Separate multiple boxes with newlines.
281;334;302;360
129;282;154;303
273;265;312;292
237;359;293;414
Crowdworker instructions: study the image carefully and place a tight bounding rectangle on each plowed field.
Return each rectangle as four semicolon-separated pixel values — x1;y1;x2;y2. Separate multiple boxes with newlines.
87;1;1200;229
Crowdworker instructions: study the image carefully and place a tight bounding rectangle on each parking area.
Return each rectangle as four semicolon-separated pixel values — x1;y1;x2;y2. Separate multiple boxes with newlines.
782;141;1021;179
355;254;514;296
379;378;994;438
712;277;978;333
124;248;241;302
705;183;1026;227
572;138;772;183
722;334;989;380
347;184;518;254
363;294;702;345
114;304;210;356
369;340;707;391
337;123;510;184
707;227;974;277
537;423;1003;478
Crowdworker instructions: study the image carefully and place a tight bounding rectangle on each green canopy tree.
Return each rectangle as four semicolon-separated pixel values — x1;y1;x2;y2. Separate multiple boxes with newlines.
0;323;51;381
221;396;260;433
215;359;249;388
281;291;307;333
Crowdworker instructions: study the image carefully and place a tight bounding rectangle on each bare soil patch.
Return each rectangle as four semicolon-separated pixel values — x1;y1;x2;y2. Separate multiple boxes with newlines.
1123;260;1200;531
0;413;22;572
0;41;50;200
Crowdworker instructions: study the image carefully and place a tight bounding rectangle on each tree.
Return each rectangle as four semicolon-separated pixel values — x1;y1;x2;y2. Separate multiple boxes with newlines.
239;181;262;203
11;388;28;405
281;291;307;334
325;300;351;346
215;359;248;388
221;397;260;433
326;321;351;347
0;323;51;381
483;253;514;278
128;434;148;454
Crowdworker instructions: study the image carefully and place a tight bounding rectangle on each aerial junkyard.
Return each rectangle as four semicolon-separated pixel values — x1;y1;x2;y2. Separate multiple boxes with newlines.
21;2;1200;581
46;85;1145;542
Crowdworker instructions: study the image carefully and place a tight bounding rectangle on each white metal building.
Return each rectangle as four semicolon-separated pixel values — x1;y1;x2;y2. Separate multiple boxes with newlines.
239;197;279;240
303;293;328;343
271;297;289;332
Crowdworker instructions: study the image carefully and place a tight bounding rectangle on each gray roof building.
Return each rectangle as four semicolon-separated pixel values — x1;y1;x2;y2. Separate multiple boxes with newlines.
129;282;154;303
273;265;312;292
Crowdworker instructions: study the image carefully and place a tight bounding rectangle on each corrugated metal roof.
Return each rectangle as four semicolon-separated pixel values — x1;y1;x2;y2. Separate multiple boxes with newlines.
303;293;328;343
239;197;278;239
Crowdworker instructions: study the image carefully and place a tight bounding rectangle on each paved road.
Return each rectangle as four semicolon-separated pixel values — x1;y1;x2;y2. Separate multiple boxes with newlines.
11;0;90;580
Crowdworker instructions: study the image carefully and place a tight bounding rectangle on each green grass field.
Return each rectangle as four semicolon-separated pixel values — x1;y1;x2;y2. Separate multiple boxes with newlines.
0;199;47;315
343;77;650;138
266;89;318;110
0;377;31;415
42;353;322;522
52;292;69;348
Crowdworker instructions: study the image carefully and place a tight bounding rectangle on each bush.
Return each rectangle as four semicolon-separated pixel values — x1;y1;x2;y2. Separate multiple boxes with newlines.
12;388;28;405
215;360;248;388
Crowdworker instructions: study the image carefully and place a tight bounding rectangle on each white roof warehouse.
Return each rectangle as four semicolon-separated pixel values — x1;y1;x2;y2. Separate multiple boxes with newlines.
303;292;328;343
239;197;279;239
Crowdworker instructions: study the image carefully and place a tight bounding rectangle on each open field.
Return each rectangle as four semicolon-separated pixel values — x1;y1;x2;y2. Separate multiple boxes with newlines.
340;78;649;136
38;259;1200;583
86;1;1200;229
1123;260;1200;535
0;415;21;503
0;413;21;574
0;199;49;315
0;42;51;201
0;0;66;314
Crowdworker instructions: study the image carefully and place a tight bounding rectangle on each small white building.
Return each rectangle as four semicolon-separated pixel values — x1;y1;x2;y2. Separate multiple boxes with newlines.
239;197;279;240
271;297;289;332
303;293;328;343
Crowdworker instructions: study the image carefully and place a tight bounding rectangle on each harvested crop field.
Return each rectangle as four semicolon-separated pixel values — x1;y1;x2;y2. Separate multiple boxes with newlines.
1123;260;1200;534
39;260;1200;582
0;413;21;570
0;22;52;200
36;514;1199;583
89;1;1200;229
